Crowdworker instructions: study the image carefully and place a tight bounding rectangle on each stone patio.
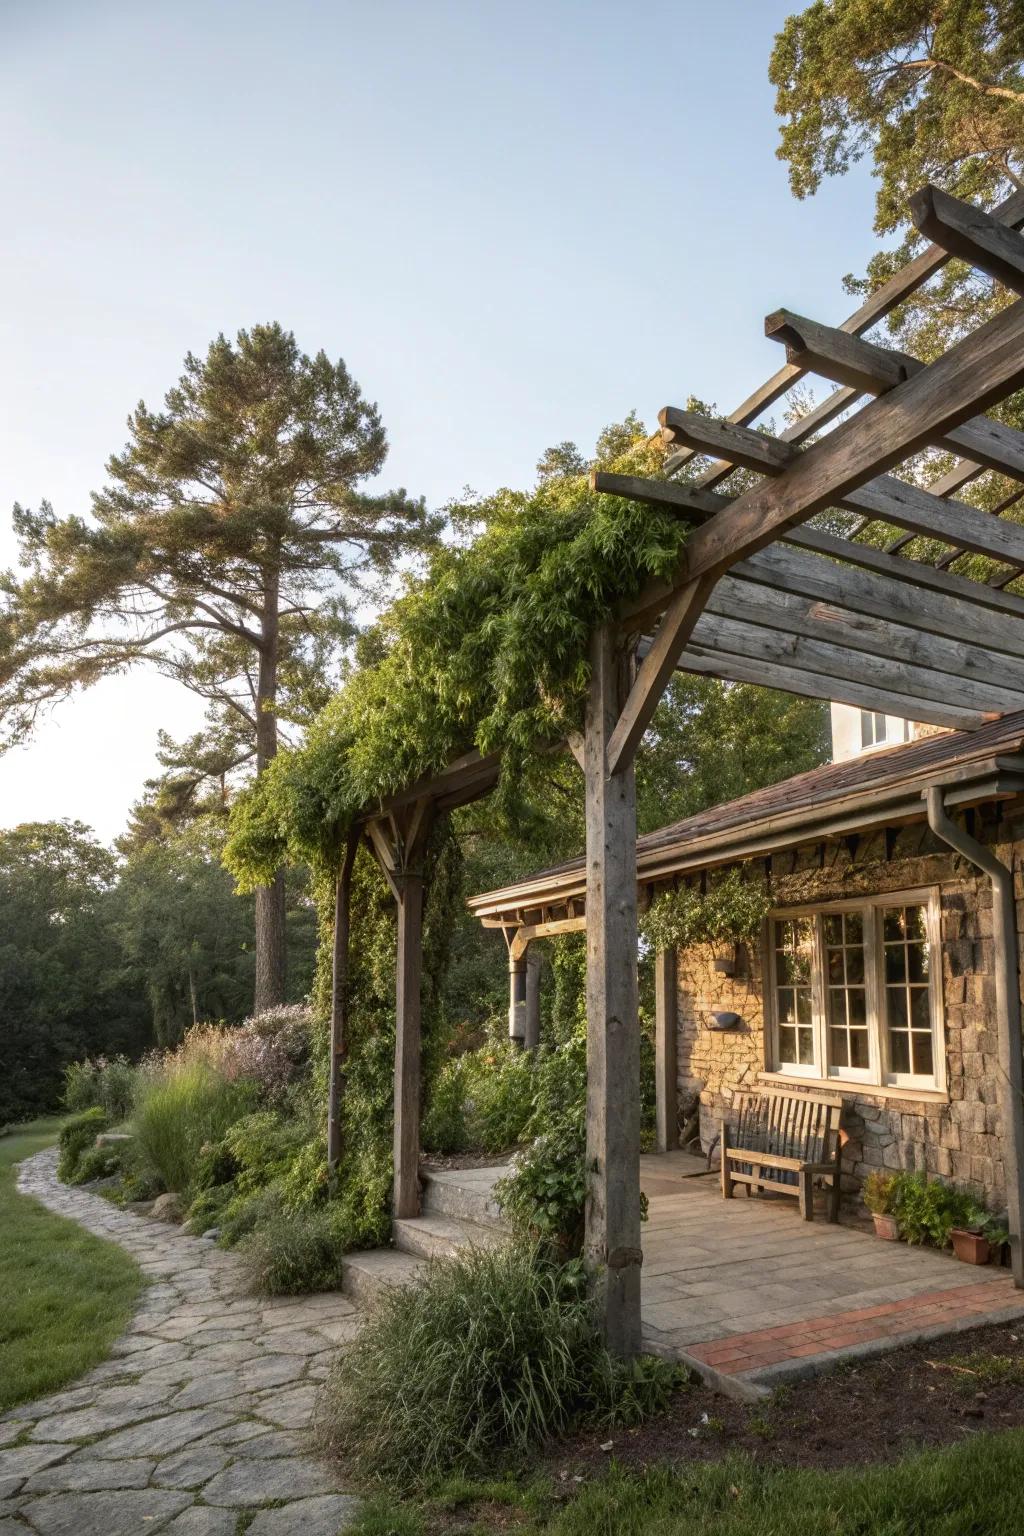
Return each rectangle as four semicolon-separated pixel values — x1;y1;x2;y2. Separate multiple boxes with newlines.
1;1149;361;1535
637;1152;1024;1399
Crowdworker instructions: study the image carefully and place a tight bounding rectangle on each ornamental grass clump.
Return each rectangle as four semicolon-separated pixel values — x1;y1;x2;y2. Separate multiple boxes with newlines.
315;1240;686;1489
131;1061;255;1198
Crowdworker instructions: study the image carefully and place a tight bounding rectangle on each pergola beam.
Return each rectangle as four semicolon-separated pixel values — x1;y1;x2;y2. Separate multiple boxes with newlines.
911;184;1024;297
597;471;1024;633
688;612;1019;716
675;642;991;732
764;310;1024;479
708;575;1024;697
659;410;1024;567
664;186;1024;482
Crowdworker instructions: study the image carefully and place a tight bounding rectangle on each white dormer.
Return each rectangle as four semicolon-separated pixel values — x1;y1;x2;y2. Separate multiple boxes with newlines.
830;703;911;762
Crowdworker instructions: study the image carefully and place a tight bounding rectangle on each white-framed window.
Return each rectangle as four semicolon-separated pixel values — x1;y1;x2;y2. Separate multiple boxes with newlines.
766;890;943;1092
860;710;910;750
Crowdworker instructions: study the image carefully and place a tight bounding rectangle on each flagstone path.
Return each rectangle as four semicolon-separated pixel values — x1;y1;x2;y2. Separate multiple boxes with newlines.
1;1149;361;1536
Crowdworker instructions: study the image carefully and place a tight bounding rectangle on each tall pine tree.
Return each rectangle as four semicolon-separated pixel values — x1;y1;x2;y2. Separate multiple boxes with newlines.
1;324;437;1007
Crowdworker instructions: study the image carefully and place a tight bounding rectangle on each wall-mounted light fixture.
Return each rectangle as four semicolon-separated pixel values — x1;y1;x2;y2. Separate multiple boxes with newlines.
707;1011;743;1031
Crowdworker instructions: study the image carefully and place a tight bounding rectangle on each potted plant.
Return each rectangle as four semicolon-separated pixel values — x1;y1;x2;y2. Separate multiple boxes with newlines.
950;1207;1009;1266
863;1170;899;1239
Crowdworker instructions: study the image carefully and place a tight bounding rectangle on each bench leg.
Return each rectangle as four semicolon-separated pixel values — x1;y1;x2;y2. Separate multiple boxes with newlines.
798;1168;814;1222
828;1169;841;1223
719;1117;734;1199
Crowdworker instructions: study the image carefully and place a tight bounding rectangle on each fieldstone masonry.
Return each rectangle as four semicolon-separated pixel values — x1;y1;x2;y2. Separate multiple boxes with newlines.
674;810;1024;1213
0;1150;361;1536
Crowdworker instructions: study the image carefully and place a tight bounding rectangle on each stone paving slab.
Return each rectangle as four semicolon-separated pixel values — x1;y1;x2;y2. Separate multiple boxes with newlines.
3;1149;361;1532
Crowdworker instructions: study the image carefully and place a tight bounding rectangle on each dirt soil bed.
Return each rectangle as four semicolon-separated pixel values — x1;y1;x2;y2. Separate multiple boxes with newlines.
548;1320;1024;1477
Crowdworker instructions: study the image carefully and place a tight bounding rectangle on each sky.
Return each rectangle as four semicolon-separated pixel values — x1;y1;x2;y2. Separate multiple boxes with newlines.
0;0;879;843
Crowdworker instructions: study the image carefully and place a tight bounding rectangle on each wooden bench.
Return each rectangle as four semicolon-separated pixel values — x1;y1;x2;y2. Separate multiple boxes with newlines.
720;1086;845;1222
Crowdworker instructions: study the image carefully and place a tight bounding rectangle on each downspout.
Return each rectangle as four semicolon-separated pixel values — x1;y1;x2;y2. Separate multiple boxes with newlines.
925;785;1024;1287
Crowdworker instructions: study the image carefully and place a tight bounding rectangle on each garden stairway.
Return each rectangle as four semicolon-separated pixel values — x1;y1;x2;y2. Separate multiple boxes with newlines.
339;1165;509;1306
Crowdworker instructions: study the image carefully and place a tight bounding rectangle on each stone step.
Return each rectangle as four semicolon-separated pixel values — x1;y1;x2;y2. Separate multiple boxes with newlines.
420;1168;507;1230
340;1247;428;1308
392;1213;507;1261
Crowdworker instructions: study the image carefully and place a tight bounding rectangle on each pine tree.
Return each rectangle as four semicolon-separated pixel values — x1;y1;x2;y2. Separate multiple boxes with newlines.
2;323;438;1008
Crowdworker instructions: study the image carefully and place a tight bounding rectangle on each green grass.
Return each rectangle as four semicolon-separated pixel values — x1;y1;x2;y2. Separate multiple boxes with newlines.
348;1432;1024;1536
0;1117;144;1411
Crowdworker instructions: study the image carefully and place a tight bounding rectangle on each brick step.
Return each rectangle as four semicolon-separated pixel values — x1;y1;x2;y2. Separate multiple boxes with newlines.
392;1213;507;1261
340;1247;427;1307
420;1168;507;1230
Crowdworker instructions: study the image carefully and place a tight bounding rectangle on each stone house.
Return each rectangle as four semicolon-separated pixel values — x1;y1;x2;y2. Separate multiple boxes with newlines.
468;705;1024;1216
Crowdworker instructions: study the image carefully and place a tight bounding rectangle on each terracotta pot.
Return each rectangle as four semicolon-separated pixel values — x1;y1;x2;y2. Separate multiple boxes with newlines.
950;1228;991;1265
872;1212;900;1241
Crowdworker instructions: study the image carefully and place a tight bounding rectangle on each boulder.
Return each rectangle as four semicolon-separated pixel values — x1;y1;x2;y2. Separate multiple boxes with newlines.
151;1192;186;1223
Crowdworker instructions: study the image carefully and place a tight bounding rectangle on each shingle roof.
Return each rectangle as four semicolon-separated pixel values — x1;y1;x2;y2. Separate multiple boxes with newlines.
468;711;1024;918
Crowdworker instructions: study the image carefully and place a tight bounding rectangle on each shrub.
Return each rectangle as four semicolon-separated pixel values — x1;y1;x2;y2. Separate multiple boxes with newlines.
315;1242;686;1489
57;1107;108;1182
891;1172;977;1248
70;1141;125;1186
221;1111;307;1195
423;1039;537;1156
495;1118;588;1256
132;1062;255;1197
218;1184;283;1247
184;1183;236;1235
862;1170;897;1217
240;1203;347;1295
63;1056;136;1122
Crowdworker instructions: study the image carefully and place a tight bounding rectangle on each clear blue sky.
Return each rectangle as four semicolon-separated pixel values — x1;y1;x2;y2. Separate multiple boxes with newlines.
0;0;878;841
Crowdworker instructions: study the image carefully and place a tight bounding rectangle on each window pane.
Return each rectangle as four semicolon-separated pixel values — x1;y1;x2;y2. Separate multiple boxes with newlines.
912;1033;933;1076
796;989;812;1024
777;987;795;1022
846;946;864;984
890;1032;910;1073
777;951;794;985
827;948;844;984
830;1028;849;1066
779;1025;796;1062
887;987;907;1025
910;987;931;1029
883;910;905;942
849;988;866;1026
908;943;929;983
905;906;927;943
823;915;842;946
798;1028;815;1065
845;911;863;945
885;946;906;983
850;1030;870;1069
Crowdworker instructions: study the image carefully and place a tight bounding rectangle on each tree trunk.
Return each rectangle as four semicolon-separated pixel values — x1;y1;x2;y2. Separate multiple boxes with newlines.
253;566;287;1013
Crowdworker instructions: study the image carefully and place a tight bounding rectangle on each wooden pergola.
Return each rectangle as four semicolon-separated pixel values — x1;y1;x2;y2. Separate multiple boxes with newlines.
331;185;1024;1354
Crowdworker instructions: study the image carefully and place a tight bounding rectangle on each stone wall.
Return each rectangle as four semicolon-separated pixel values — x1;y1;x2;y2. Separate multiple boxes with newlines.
674;808;1023;1215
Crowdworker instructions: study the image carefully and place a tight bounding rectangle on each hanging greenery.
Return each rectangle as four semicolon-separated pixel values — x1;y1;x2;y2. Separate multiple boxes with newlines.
223;423;691;889
640;867;772;952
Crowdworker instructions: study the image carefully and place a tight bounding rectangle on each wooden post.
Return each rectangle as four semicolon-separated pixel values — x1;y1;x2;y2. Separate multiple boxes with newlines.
393;870;424;1219
525;948;542;1051
654;946;678;1153
327;831;359;1171
584;623;642;1358
508;952;527;1044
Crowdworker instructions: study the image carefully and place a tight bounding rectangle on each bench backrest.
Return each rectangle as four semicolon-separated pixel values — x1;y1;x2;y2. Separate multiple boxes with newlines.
733;1087;843;1165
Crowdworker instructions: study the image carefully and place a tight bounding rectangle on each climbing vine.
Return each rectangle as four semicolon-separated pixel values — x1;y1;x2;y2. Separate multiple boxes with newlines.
640;867;772;952
223;424;691;889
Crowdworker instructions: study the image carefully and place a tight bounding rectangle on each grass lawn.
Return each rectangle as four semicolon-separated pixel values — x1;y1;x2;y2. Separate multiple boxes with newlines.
0;1117;144;1412
352;1430;1024;1536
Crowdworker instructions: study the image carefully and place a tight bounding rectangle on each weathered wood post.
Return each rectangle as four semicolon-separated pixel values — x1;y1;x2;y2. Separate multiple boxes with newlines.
508;948;527;1045
393;867;425;1218
327;830;359;1170
525;948;542;1050
584;624;642;1358
654;946;678;1153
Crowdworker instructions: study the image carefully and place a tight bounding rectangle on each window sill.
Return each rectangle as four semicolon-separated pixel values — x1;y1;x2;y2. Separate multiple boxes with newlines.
757;1071;949;1105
